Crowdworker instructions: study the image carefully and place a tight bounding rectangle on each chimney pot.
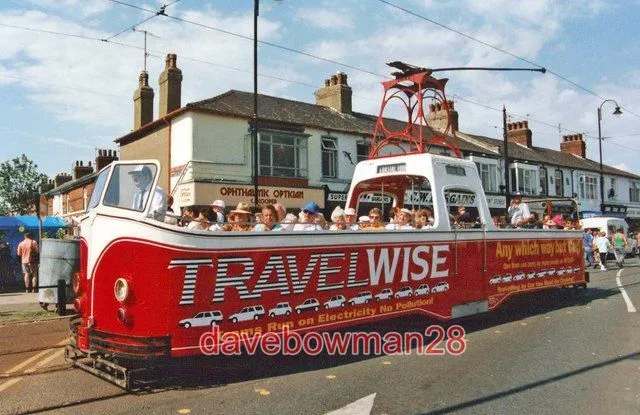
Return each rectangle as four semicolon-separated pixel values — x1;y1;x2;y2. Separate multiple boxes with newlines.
429;104;436;112
158;53;183;117
330;75;338;86
447;100;454;110
134;70;154;128
315;71;353;114
324;79;330;87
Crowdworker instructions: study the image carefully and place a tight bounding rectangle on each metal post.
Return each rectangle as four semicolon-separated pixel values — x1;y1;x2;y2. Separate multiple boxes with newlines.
252;0;260;209
57;279;66;316
597;106;604;215
503;106;510;207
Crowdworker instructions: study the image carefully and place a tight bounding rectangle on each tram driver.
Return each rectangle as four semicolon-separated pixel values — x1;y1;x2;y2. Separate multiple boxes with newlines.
129;165;167;219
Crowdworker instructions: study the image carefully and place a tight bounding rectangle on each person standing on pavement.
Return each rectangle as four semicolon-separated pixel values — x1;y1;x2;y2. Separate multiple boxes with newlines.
594;231;611;271
16;232;39;292
612;228;628;268
584;229;596;268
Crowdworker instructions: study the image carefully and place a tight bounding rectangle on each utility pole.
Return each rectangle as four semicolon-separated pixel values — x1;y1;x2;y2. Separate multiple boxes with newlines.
503;105;510;207
252;0;260;209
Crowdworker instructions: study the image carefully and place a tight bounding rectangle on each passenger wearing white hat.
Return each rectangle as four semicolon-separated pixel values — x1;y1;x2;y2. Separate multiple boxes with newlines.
211;199;226;223
358;215;371;230
344;207;358;230
385;208;414;230
329;206;347;231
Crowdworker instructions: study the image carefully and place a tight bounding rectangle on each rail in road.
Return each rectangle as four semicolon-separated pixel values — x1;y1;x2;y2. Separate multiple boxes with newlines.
0;263;638;414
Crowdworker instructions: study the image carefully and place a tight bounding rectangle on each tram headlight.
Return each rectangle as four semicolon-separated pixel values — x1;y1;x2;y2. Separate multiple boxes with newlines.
114;278;129;303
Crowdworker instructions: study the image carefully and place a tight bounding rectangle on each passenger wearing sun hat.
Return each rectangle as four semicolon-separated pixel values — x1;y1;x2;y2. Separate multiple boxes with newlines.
223;202;252;231
344;207;358;230
293;201;324;231
385;208;414;230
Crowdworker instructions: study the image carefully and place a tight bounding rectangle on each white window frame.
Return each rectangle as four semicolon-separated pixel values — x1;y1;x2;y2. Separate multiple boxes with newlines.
510;163;538;195
356;141;370;163
258;131;308;178
630;182;640;202
579;175;598;200
474;162;498;193
321;137;338;179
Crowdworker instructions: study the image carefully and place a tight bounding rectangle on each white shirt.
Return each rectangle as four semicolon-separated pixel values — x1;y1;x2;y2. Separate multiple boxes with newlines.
508;202;531;227
293;223;323;231
187;221;206;230
133;186;167;215
385;223;414;230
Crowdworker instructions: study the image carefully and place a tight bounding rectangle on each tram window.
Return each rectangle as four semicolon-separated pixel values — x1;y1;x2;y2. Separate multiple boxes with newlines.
444;188;484;229
103;164;158;212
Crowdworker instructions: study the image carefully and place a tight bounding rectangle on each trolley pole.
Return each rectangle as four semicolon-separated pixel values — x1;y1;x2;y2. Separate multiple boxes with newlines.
503;106;510;207
252;0;260;209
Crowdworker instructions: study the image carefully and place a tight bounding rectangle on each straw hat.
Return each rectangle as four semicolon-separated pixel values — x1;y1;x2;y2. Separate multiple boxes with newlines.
230;202;251;215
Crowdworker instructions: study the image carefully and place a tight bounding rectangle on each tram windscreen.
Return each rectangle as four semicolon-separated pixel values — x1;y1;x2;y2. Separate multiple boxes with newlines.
103;164;158;212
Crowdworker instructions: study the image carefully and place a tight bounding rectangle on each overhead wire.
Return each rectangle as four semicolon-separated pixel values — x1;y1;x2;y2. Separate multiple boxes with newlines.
377;0;640;120
104;0;182;41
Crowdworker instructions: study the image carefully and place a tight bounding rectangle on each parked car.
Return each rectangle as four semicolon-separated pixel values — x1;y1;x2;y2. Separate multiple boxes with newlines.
324;295;346;309
394;286;413;299
348;291;373;306
296;298;320;313
375;288;393;301
431;281;449;293
268;302;292;317
229;306;264;323
414;284;430;296
179;310;223;328
489;275;501;285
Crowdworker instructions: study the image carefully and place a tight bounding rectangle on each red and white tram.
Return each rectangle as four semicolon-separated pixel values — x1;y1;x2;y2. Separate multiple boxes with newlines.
65;67;587;389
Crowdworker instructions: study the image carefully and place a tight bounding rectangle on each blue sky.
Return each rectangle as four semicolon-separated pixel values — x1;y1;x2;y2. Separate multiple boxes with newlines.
1;0;639;177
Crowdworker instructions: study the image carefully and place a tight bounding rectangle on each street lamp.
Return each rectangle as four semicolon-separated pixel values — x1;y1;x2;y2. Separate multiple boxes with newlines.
597;99;623;214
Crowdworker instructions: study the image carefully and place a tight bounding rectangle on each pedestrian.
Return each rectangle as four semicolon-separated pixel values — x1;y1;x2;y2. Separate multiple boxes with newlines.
594;231;611;271
0;240;11;292
584;229;596;268
16;232;39;292
612;227;628;268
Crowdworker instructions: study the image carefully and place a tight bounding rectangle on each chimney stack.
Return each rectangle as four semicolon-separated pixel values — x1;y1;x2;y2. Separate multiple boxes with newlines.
95;149;119;171
506;121;532;148
133;71;154;129
315;71;352;114
560;133;586;158
54;173;72;188
158;53;183;117
72;161;93;181
426;100;459;132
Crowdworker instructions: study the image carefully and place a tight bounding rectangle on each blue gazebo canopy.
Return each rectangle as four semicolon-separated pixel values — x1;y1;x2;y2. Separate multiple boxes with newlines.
0;215;68;256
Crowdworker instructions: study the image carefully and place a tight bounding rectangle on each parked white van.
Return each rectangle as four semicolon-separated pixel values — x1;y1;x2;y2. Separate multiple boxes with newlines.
579;217;637;256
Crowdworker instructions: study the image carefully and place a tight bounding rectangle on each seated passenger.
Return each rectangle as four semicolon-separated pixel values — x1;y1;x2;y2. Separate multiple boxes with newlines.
222;202;252;231
358;216;371;230
344;208;358;230
281;213;298;231
386;208;414;230
367;208;385;230
210;200;226;224
293;202;324;231
329;207;347;231
164;195;179;225
456;206;471;225
253;205;282;231
273;203;287;222
183;206;206;230
388;206;399;225
416;209;435;230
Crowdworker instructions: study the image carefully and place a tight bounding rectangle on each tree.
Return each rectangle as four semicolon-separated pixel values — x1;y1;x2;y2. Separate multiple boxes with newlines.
0;155;48;215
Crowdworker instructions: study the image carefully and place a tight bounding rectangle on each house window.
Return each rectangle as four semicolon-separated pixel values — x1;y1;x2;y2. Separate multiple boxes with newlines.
258;132;308;178
321;138;338;179
474;162;498;192
539;167;548;195
630;182;640;202
554;169;563;196
579;175;598;200
518;169;537;195
608;178;616;200
356;141;370;163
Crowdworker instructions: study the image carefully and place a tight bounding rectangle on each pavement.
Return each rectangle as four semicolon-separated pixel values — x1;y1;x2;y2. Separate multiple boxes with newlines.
0;291;72;324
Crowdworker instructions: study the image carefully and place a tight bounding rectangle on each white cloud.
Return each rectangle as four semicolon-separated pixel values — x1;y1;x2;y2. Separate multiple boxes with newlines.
294;8;354;30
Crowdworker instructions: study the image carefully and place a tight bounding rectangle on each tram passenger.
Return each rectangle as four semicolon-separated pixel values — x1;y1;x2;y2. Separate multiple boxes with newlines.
344;208;358;230
417;209;435;230
507;192;532;228
385;208;414;230
329;207;347;231
492;216;502;228
293;202;324;231
388;207;399;225
366;208;385;230
273;203;287;222
222;202;253;231
358;216;371;230
210;200;226;223
183;206;206;230
281;213;298;231
253;205;282;231
164;195;179;225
